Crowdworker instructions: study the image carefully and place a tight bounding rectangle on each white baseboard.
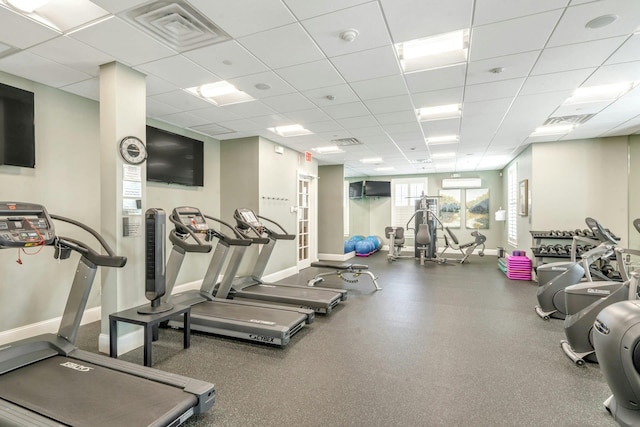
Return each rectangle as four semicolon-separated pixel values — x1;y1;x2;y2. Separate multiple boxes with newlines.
318;252;355;261
0;306;101;346
263;266;298;283
98;279;204;354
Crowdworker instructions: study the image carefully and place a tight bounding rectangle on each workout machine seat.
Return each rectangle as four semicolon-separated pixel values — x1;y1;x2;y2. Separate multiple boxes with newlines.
308;262;381;291
385;226;405;261
440;227;486;263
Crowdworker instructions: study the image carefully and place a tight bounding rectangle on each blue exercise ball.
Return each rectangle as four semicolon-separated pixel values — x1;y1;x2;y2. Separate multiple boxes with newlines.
365;236;379;250
355;240;372;255
349;235;364;242
344;240;356;253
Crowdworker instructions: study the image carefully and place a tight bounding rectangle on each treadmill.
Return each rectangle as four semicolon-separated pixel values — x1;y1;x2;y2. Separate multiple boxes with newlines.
0;202;214;427
229;208;347;314
162;207;313;348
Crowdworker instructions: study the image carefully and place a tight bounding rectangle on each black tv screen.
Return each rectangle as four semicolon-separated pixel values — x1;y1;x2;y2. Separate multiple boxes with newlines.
349;181;363;198
0;82;35;168
365;180;391;197
146;126;204;187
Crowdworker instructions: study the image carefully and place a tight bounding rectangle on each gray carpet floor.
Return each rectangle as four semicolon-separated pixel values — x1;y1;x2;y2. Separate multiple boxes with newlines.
77;253;617;426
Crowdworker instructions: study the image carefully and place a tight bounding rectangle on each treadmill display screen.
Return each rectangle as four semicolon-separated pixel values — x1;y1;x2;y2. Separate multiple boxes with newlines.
239;210;260;226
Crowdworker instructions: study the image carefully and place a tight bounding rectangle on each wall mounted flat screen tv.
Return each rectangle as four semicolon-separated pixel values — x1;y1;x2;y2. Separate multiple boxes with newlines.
349;181;364;199
0;82;35;168
364;180;391;197
146;126;204;187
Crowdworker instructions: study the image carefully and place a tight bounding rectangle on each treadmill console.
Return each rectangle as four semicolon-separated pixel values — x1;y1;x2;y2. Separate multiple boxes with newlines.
173;207;209;233
0;202;56;248
235;208;261;229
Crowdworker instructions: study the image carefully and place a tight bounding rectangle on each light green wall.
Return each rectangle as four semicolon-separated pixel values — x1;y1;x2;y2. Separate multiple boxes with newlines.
318;165;345;254
629;135;640;249
347;170;504;250
0;72;103;331
503;145;532;252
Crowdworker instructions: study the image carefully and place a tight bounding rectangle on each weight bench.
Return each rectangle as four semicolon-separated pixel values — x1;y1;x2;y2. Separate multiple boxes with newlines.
440;227;486;264
308;262;381;291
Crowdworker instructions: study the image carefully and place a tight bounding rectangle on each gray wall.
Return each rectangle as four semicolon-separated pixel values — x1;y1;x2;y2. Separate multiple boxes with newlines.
318;165;345;254
630;135;640;249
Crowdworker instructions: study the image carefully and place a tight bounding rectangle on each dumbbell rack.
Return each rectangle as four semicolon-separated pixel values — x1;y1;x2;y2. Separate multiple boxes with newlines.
530;230;582;282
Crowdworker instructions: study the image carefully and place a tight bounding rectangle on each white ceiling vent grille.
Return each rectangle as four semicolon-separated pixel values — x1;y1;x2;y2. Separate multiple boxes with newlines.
331;137;362;146
123;2;231;52
544;114;595;126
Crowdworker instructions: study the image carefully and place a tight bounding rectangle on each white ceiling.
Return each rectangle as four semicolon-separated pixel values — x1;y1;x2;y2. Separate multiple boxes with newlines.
0;0;639;177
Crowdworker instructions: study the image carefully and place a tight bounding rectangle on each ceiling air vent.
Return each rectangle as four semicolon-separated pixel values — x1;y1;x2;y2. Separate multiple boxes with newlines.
122;1;231;52
543;114;595;126
331;137;362;146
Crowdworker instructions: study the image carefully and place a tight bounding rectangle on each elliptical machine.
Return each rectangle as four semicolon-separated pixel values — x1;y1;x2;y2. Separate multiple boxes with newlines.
535;217;618;320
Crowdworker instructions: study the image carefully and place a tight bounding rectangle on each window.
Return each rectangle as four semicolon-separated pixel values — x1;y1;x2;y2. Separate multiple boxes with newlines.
507;163;518;246
391;177;427;237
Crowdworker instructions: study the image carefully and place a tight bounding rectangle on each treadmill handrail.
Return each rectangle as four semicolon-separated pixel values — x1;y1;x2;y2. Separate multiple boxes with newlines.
203;214;251;246
169;229;213;253
255;214;295;241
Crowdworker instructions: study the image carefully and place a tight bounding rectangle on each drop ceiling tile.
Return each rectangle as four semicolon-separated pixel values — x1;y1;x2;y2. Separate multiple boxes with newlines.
247;114;292;128
322;101;370;119
189;105;242;123
217;119;264;132
302;2;391;57
329;45;401;82
188;0;296;38
60;78;99;101
466;51;539;85
462;97;513;119
91;0;149;14
349;126;386;138
421;117;461;135
405;64;466;93
547;0;640;48
25;35;113;77
606;34;640;65
228;71;297;98
520;68;594;95
470;10;563;61
464;78;525;102
238;23;325;69
260;93;317;112
380;0;473;44
283;0;371;20
335;115;380;129
184;40;268;80
275;60;345;91
383;121;423;135
350;75;408;100
136;55;218;88
0;51;91;88
69;17;175;66
474;0;568;26
221;100;277;118
551;100;611;117
147;98;182;117
583;61;640;86
145;75;178;96
284;108;332;124
376;110;417;125
0;7;60;49
303;84;359;106
304;120;344;133
156;112;208;128
532;36;627;75
363;95;414;114
148;90;213;112
411;87;464;108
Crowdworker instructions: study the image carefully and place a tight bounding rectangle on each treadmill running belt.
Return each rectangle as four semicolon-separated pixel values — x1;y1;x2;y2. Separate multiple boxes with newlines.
0;356;197;427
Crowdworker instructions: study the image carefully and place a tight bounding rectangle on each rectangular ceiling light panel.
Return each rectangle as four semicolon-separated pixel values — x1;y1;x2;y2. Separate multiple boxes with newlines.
396;29;469;73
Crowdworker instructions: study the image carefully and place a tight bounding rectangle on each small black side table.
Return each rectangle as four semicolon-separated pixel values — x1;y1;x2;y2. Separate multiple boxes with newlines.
109;304;191;367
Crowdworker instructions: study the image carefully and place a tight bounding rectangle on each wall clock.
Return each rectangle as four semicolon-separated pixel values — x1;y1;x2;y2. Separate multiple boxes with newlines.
119;136;147;165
